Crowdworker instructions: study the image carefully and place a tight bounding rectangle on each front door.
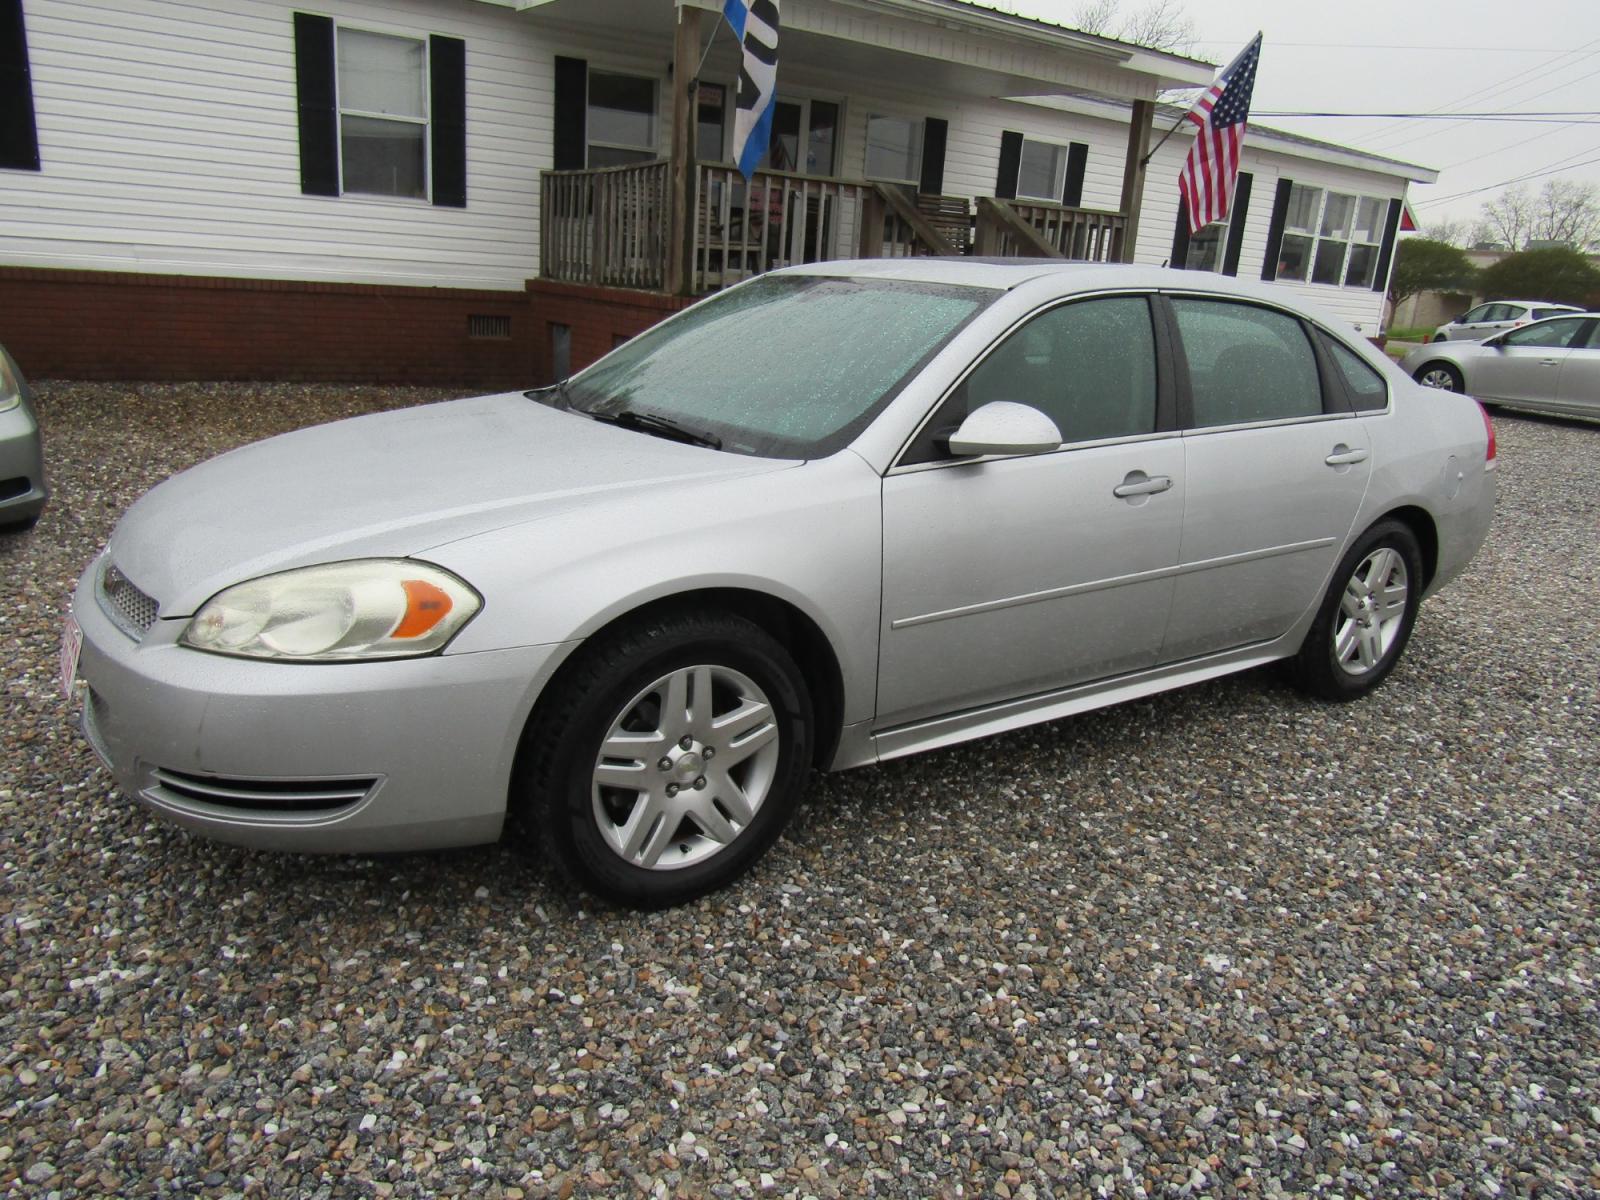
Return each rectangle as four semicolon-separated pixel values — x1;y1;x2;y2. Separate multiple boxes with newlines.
1556;320;1600;415
1472;315;1589;406
878;295;1183;726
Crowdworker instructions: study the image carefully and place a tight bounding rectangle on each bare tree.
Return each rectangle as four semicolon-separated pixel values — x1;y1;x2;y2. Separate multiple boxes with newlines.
1531;178;1600;250
1073;0;1196;52
1479;179;1600;251
1480;186;1534;252
1423;219;1472;248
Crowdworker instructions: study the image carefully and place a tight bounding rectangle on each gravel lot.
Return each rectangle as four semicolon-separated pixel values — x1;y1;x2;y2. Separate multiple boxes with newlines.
2;382;1597;1199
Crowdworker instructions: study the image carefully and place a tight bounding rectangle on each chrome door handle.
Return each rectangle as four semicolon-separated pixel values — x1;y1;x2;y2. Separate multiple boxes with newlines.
1112;473;1173;498
1325;445;1369;466
1540;358;1560;366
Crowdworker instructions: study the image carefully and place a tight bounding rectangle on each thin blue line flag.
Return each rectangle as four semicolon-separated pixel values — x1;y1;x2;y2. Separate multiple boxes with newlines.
724;0;780;180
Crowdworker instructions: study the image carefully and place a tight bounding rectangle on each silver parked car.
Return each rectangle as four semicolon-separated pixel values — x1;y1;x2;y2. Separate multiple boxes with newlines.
64;262;1496;906
1;344;48;532
1431;299;1581;344
1402;312;1600;419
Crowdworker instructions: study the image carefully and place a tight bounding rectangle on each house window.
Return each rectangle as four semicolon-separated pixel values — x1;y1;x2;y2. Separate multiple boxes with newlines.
1277;185;1387;289
696;83;726;162
588;70;657;167
1;0;41;171
865;114;921;185
1184;222;1228;272
1016;139;1067;203
337;27;429;200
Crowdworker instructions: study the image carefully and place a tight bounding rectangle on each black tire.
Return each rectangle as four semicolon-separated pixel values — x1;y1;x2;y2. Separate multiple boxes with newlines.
1289;519;1424;702
1413;361;1464;392
516;608;812;908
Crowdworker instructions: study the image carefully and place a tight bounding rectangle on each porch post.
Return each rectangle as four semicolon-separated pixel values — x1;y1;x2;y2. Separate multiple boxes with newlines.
1117;98;1154;264
666;6;702;295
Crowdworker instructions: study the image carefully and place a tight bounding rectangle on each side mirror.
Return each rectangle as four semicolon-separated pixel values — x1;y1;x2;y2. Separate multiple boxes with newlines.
947;401;1061;458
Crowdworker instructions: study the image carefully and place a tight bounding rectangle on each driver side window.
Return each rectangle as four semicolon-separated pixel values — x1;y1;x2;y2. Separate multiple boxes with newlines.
960;296;1158;443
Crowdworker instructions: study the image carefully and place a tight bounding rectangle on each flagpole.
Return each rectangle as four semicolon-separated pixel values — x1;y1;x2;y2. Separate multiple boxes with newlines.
1140;107;1193;169
1143;32;1262;169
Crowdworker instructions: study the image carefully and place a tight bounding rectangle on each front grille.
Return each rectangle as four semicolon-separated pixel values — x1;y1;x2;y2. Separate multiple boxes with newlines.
99;561;159;639
146;767;377;814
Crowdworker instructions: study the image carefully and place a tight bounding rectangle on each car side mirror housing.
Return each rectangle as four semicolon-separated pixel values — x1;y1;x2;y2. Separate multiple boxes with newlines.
947;401;1062;458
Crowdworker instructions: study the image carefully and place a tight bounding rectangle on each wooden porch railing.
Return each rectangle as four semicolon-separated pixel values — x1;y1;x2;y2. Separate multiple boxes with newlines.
976;197;1126;261
540;160;669;290
539;161;1128;292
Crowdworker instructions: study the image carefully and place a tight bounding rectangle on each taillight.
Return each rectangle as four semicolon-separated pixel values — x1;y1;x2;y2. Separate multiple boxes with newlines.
1477;400;1496;462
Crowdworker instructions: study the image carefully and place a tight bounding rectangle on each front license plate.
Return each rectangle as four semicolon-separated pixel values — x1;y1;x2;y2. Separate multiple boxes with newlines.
60;614;82;701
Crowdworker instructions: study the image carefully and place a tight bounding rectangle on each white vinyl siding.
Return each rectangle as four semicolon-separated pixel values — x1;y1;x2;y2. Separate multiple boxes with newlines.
2;0;661;291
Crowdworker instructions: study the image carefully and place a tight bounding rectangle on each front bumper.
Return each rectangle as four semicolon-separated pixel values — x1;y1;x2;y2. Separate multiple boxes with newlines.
70;561;570;854
0;402;47;528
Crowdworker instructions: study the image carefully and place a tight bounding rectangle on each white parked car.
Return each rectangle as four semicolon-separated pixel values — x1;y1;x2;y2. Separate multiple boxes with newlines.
1431;300;1582;343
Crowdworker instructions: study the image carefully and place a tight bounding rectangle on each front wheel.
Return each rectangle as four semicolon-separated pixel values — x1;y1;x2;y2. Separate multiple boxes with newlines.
1289;520;1423;701
517;609;812;907
1414;361;1464;392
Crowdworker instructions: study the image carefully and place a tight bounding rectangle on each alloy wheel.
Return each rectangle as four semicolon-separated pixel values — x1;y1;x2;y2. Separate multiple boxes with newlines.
591;664;781;870
1333;547;1409;676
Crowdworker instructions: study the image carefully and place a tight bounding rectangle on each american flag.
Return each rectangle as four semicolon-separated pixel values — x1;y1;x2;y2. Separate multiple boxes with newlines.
1179;33;1261;235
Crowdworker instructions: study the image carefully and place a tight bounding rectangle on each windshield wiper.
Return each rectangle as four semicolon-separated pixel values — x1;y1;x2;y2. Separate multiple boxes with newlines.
585;408;722;450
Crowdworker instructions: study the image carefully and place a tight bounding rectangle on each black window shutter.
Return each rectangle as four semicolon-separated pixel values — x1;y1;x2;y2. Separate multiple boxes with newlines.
995;130;1022;200
1170;207;1191;269
430;35;466;207
0;0;39;171
1261;176;1293;282
1372;197;1403;292
553;56;587;170
1222;171;1252;277
919;117;947;195
293;13;338;195
1063;142;1088;208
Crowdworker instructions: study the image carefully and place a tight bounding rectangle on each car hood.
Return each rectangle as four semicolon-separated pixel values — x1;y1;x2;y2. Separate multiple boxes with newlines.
107;392;790;616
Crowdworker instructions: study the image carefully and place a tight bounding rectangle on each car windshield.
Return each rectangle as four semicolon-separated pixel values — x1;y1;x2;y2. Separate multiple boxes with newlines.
556;274;995;458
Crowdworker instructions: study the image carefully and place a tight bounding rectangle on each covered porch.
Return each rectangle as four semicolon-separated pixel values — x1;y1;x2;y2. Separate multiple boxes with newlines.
525;0;1212;294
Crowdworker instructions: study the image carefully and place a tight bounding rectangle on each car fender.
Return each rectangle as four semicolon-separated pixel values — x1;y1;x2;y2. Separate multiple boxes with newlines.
424;449;884;727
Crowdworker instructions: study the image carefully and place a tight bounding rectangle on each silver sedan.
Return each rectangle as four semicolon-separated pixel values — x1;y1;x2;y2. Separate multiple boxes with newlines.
0;344;48;533
65;262;1496;907
1401;313;1600;419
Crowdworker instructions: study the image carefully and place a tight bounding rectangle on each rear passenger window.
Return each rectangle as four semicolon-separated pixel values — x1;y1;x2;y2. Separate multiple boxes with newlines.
961;295;1158;444
1326;339;1388;411
1171;298;1324;427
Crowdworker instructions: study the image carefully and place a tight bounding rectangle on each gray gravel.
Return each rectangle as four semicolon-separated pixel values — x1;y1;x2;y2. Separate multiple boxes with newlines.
3;382;1598;1199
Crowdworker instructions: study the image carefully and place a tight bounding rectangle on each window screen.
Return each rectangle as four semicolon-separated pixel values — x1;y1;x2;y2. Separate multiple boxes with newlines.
1172;299;1324;427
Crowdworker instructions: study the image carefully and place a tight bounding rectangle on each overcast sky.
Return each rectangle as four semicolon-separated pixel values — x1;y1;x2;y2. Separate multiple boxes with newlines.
972;0;1600;237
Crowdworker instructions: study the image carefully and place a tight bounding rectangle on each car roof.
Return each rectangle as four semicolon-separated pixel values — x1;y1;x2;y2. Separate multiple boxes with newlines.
780;257;1360;333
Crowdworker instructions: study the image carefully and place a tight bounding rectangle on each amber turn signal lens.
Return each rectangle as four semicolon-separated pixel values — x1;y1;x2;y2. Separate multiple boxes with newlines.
393;579;455;639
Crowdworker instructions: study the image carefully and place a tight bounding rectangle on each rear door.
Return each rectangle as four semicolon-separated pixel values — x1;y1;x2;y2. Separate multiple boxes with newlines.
1160;295;1372;663
1555;319;1600;415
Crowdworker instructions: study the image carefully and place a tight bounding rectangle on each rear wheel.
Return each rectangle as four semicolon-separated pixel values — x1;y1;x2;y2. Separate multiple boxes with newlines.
517;609;812;907
1414;361;1464;392
1290;520;1423;701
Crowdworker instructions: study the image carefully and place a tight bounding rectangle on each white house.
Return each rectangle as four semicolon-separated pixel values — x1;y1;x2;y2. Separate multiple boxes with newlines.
0;0;1435;384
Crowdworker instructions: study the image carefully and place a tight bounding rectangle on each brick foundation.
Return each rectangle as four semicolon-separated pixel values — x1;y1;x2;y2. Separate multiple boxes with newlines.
0;267;692;388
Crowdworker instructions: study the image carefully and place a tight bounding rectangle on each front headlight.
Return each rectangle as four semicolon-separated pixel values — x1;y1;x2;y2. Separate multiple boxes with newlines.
0;353;22;415
181;560;481;661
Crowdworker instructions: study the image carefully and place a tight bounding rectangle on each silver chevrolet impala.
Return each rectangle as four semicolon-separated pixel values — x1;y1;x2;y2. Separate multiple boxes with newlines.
65;261;1496;906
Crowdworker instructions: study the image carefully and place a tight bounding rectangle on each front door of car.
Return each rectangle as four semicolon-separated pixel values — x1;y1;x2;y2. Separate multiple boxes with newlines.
1160;297;1373;662
877;295;1184;727
1459;303;1513;340
1473;316;1589;405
